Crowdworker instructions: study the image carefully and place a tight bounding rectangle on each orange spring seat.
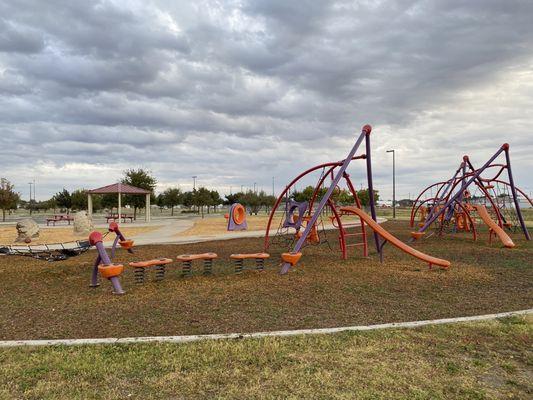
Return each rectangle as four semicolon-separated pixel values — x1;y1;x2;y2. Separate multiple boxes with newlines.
230;253;270;260
129;258;173;268
176;253;218;262
410;231;426;240
281;252;302;266
98;264;124;279
119;240;134;249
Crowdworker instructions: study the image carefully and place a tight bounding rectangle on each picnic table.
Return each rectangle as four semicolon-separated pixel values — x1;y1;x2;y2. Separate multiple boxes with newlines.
46;214;74;226
105;214;135;223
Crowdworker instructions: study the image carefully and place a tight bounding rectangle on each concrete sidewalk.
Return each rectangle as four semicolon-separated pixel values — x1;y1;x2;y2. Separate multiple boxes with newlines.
126;217;387;246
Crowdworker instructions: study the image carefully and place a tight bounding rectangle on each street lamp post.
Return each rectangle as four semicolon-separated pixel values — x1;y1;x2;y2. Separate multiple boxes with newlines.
192;176;197;191
253;182;257;193
28;182;33;215
386;149;396;219
272;176;275;196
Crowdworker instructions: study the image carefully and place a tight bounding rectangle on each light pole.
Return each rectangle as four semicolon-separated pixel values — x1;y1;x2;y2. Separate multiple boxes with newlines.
272;176;275;196
192;176;197;191
253;182;257;193
28;182;33;215
386;149;396;219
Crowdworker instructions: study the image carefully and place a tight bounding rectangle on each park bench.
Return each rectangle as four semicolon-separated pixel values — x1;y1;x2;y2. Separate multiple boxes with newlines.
105;214;135;223
46;214;74;226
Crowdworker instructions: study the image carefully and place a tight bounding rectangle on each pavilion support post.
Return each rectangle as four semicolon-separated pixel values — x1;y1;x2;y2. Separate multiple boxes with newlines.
88;194;93;216
118;192;122;222
146;193;151;222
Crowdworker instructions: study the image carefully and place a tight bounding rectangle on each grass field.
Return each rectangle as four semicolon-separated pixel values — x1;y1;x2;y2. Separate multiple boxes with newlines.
0;220;531;399
1;317;531;399
0;220;531;340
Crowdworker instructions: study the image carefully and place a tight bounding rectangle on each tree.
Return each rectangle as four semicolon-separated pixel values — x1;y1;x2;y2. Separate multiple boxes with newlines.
356;188;380;207
224;193;243;205
161;187;182;216
122;169;157;219
101;194;118;210
209;190;223;213
258;191;276;214
71;189;88;210
53;189;72;213
0;178;19;222
240;190;262;215
194;187;212;217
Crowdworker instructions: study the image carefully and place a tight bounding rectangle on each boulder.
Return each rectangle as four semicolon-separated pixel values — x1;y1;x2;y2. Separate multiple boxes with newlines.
73;211;94;236
15;218;40;243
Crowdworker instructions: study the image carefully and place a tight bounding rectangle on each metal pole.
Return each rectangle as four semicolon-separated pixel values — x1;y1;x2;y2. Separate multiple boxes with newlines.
192;176;197;191
280;125;371;274
272;177;275;196
503;145;530;240
28;182;33;215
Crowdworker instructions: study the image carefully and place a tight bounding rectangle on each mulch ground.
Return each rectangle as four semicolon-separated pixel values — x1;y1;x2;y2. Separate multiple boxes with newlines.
0;221;531;340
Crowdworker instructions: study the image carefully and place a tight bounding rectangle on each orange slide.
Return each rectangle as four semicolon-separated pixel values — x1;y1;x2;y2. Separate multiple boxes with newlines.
472;205;515;248
339;206;451;269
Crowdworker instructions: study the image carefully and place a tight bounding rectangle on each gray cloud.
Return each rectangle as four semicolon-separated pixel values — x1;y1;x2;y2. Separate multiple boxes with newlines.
0;0;532;201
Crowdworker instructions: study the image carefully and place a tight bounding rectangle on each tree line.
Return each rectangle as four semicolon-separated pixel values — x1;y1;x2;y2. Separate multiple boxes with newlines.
0;169;380;222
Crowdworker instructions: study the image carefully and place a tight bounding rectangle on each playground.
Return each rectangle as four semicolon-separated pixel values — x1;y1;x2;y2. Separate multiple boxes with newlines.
0;125;531;399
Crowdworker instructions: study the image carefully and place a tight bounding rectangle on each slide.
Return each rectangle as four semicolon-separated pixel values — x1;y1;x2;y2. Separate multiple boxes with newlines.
472;205;515;248
339;206;451;269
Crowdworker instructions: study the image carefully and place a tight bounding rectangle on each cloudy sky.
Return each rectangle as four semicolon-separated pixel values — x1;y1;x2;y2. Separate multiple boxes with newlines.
1;0;532;202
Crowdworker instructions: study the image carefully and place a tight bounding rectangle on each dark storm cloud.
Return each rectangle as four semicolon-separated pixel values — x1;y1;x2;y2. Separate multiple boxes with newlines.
0;0;532;200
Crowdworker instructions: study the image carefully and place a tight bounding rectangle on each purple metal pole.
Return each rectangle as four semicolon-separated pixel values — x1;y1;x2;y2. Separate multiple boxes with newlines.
90;255;101;287
110;235;120;259
95;241;125;295
503;145;530;240
364;131;380;253
280;125;371;274
415;146;505;237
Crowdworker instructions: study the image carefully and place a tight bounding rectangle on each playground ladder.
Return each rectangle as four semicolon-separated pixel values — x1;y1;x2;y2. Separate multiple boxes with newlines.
338;210;368;258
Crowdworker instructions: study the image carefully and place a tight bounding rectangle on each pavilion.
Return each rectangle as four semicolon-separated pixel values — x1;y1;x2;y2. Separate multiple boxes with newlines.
87;183;152;222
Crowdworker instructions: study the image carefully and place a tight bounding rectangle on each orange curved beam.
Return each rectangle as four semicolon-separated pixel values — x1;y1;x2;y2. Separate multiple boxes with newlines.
339;206;451;269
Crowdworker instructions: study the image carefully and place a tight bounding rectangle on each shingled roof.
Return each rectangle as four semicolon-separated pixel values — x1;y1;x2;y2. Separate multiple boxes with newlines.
88;183;151;195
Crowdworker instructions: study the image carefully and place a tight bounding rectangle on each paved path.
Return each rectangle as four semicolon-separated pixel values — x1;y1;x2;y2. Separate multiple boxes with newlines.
126;216;388;246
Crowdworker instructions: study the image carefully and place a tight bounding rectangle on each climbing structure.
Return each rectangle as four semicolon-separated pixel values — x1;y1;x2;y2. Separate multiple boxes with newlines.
410;144;531;246
265;124;451;274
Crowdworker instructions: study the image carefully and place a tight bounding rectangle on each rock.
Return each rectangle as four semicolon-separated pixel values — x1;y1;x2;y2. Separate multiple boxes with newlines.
16;218;40;243
73;211;94;236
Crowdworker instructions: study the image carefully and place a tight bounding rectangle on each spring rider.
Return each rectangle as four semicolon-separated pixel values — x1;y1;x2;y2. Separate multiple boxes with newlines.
89;222;134;295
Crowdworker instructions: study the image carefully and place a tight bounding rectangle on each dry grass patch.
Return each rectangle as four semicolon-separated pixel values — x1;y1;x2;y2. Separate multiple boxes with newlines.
179;213;284;236
0;221;531;341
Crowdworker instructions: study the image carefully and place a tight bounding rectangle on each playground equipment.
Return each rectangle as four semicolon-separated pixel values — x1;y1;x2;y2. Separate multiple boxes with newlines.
89;222;134;294
0;239;92;261
226;203;247;231
230;252;270;273
410;144;531;247
265;124;451;274
176;253;218;276
129;258;173;283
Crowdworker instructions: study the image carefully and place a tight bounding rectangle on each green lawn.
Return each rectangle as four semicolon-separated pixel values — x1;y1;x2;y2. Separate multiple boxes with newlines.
1;317;531;399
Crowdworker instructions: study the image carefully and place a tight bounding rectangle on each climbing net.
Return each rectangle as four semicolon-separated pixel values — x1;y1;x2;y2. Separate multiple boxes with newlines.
0;240;93;262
